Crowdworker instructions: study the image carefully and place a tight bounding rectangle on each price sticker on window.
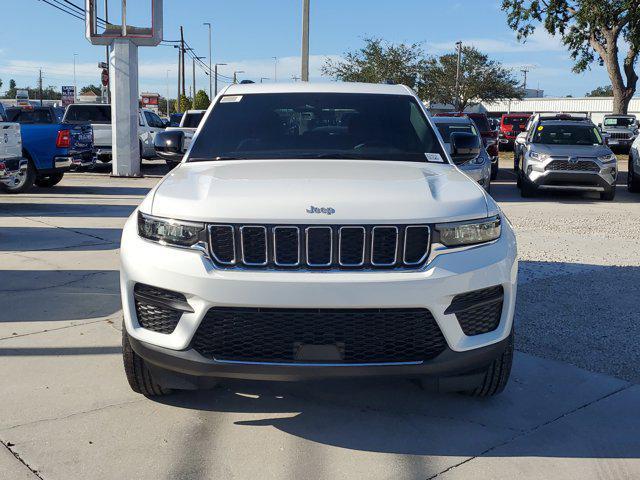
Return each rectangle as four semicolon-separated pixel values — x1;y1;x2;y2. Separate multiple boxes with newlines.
425;153;444;162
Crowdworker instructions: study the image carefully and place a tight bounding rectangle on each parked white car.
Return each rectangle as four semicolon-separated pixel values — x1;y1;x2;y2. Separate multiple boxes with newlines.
161;109;206;166
121;82;518;398
0;103;27;191
62;104;165;162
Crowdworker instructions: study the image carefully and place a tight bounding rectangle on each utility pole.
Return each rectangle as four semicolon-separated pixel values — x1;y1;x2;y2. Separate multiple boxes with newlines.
301;0;310;81
214;63;226;95
166;69;171;115
180;26;186;97
175;46;181;111
105;0;110;103
454;41;462;111
203;22;213;100
73;53;78;102
38;69;43;106
521;68;529;91
273;56;278;82
192;56;205;108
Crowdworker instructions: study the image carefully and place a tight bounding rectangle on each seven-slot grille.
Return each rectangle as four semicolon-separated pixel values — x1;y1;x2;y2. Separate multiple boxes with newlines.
545;159;600;172
609;131;632;140
208;224;431;270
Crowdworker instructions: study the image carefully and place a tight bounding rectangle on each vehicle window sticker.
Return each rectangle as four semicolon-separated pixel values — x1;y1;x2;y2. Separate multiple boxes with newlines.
220;95;243;103
425;153;444;163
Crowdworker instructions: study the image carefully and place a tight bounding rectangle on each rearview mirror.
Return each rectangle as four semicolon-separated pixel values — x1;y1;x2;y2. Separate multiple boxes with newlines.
450;132;481;165
154;130;185;160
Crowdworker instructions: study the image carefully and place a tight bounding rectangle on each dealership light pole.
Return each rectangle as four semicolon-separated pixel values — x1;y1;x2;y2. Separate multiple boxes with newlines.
454;41;462;111
273;56;278;82
233;70;245;84
192;55;205;108
203;22;213;100
301;0;310;81
214;63;226;96
166;69;171;115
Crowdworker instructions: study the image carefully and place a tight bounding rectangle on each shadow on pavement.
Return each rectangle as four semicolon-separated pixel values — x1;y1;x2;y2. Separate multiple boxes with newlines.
0;227;121;250
0;203;136;218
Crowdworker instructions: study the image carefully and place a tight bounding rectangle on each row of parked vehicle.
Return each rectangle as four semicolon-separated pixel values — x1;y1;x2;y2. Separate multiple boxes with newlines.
0;102;206;193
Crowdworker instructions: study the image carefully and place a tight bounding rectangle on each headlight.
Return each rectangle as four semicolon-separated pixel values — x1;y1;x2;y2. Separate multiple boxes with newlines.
435;216;501;247
597;153;617;163
529;151;548;161
137;211;204;247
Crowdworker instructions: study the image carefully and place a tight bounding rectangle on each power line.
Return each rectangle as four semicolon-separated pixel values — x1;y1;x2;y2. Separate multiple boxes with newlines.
37;0;84;21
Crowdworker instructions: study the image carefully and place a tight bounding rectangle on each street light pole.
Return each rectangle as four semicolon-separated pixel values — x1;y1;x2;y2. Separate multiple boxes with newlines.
193;55;205;108
214;63;226;96
273;56;278;82
203;22;213;100
301;0;310;81
454;41;462;111
260;77;269;83
233;70;245;84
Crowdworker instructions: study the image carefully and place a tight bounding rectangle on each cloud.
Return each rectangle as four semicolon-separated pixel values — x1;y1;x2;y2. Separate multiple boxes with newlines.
425;30;565;55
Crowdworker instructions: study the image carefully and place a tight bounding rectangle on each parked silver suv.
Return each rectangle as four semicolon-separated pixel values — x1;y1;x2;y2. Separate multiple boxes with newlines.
599;114;638;152
515;118;618;200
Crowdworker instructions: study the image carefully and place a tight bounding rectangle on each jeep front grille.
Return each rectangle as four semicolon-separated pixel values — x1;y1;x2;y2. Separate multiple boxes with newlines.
208;224;430;270
545;159;600;172
609;132;632;140
192;307;447;363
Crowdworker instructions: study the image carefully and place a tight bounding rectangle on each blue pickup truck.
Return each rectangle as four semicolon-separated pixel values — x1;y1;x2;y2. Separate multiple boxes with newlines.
3;106;94;193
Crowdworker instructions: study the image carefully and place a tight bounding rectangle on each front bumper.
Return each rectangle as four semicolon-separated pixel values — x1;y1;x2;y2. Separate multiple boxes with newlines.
120;211;518;380
525;157;617;191
606;137;635;149
0;156;27;179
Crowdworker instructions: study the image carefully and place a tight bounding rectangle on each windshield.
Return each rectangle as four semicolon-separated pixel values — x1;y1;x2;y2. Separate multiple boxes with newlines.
436;123;477;142
183;111;205;128
188;93;446;163
502;116;529;126
603;116;636;127
6;108;54;124
532;124;603;145
64;105;111;124
468;115;490;132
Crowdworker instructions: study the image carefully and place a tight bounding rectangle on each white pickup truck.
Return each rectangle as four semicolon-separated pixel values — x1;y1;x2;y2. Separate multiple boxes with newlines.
161;109;206;166
0;103;27;191
62;104;166;162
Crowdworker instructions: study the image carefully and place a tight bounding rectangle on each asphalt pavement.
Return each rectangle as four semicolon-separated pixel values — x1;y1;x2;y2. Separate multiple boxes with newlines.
0;156;638;480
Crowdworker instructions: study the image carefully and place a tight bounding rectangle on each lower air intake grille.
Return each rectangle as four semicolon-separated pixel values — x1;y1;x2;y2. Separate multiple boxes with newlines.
192;307;447;364
446;286;504;336
133;284;192;334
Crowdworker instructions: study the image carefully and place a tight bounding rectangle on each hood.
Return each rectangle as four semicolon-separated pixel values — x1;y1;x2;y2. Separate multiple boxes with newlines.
149;160;489;224
531;144;612;157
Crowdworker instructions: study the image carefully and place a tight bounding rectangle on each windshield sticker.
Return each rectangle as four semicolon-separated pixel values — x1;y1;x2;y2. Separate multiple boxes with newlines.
537;125;544;131
425;153;444;163
220;95;243;103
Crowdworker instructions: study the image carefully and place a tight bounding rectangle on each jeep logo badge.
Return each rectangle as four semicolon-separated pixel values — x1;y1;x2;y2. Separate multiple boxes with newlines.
306;205;335;215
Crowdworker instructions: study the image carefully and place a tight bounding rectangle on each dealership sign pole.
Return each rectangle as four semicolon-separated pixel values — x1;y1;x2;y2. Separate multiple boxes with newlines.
85;0;163;177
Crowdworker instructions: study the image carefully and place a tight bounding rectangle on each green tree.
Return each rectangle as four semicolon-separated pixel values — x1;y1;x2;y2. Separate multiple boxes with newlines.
421;46;522;111
322;38;427;90
586;85;615;96
80;84;102;95
178;94;191;113
5;79;17;98
193;89;210;109
502;0;640;114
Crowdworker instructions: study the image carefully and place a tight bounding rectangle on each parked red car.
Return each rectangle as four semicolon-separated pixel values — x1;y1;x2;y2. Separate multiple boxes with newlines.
499;113;531;151
434;112;499;179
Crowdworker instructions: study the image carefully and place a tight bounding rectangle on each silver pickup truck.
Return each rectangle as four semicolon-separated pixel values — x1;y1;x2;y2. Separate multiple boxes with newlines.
0;103;27;192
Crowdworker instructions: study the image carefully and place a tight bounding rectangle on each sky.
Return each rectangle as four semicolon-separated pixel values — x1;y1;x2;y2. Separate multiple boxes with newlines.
0;0;622;99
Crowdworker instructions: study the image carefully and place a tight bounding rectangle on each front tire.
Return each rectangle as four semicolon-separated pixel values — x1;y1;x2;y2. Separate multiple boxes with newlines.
519;171;537;197
122;325;172;396
463;331;514;397
35;172;64;188
491;162;498;180
628;155;640;193
600;185;616;201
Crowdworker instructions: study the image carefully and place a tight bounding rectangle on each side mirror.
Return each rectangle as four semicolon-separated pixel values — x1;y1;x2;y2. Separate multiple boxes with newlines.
515;132;528;145
450;132;481;165
598;123;602;129
154;130;185;160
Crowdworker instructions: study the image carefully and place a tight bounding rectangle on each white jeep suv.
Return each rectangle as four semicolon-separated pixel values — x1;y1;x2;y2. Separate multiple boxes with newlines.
120;83;518;397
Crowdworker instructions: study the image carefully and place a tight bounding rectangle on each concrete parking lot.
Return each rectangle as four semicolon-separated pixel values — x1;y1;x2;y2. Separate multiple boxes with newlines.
1;156;639;480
